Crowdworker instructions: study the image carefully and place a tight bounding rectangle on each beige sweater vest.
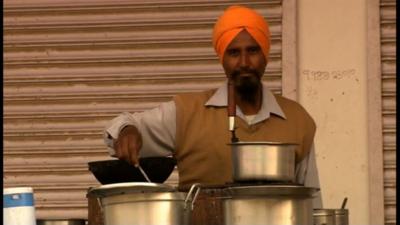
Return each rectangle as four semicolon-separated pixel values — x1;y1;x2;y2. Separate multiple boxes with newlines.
173;89;316;190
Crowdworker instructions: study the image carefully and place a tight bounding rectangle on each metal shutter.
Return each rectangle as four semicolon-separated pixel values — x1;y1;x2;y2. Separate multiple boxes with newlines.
3;0;283;219
380;0;396;224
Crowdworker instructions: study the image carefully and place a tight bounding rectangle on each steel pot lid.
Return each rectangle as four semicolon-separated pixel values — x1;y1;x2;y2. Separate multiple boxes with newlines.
228;141;298;146
224;185;319;197
87;182;176;198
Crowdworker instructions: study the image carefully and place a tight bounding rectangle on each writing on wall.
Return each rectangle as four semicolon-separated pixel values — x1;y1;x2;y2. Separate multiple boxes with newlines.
302;69;356;81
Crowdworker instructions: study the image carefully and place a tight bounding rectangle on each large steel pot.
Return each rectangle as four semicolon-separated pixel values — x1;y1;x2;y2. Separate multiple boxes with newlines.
222;185;318;225
87;182;200;225
230;142;297;182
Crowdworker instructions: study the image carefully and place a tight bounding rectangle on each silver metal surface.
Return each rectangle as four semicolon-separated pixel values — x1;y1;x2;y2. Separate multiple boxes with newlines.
184;183;202;210
101;192;191;225
87;182;176;198
222;185;316;225
224;185;319;196
313;209;336;225
88;183;199;225
230;141;297;182
334;209;349;225
313;209;349;225
36;219;86;225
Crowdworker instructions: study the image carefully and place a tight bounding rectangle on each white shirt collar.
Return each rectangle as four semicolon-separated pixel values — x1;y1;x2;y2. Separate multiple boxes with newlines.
205;81;286;124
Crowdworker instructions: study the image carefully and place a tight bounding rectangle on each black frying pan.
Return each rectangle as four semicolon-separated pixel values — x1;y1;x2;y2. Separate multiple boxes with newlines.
88;157;177;184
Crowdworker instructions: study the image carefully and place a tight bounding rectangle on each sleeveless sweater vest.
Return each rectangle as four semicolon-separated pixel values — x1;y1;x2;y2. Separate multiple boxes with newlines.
173;89;316;189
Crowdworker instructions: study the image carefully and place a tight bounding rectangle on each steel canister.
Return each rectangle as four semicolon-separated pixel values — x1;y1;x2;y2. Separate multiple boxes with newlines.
333;209;349;225
313;208;349;225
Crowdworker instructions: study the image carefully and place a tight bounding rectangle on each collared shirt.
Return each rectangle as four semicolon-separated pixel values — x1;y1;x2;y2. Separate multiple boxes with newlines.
205;82;286;124
104;82;322;207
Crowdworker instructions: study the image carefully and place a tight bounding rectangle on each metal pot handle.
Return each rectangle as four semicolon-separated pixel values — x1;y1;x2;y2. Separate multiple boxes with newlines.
96;197;103;214
184;183;202;210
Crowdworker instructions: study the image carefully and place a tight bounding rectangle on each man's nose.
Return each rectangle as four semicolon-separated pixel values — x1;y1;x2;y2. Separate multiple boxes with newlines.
239;53;250;69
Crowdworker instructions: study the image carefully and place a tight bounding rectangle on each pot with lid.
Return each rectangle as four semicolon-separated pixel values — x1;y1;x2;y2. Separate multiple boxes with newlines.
87;182;201;225
221;184;319;225
230;141;297;182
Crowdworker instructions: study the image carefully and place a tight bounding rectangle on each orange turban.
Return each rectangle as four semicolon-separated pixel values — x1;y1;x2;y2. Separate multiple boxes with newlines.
212;5;271;62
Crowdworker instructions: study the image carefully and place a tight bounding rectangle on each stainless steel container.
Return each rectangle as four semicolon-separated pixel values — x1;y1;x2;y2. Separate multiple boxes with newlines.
313;209;336;225
36;220;86;225
313;209;349;225
222;185;318;225
87;182;200;225
230;142;297;182
334;209;349;225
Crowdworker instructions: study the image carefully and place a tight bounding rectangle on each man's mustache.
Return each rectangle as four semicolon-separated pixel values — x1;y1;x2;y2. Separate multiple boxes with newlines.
230;69;260;78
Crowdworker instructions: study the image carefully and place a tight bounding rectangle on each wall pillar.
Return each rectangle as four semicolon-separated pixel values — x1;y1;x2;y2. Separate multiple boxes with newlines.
296;0;383;224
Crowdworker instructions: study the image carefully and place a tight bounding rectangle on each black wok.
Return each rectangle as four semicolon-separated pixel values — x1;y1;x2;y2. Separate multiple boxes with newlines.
88;157;177;184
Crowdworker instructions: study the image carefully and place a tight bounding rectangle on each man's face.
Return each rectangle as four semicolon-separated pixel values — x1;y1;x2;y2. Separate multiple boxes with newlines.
222;29;267;96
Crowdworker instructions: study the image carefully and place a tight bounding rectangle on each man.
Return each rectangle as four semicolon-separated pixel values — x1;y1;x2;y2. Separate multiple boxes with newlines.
104;5;322;207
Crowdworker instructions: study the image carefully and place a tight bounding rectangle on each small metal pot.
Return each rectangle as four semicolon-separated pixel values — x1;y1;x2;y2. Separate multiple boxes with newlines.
230;142;297;182
87;182;201;225
313;209;349;225
222;185;318;225
313;209;336;225
334;209;349;225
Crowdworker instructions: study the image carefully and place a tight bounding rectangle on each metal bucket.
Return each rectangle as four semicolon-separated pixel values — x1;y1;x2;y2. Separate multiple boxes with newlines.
87;182;200;225
222;185;318;225
230;142;297;182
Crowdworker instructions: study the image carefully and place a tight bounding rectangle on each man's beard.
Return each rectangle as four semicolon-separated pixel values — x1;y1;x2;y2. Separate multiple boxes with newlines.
230;69;262;104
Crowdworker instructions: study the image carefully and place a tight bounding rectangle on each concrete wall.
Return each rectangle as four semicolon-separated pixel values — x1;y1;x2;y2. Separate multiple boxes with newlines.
297;0;372;224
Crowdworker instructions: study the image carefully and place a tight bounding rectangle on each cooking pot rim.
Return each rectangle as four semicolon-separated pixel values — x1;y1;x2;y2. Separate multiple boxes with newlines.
314;208;349;215
87;182;176;198
223;185;319;197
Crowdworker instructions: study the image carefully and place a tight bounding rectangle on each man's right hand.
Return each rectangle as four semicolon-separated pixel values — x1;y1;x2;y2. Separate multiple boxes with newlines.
113;125;143;166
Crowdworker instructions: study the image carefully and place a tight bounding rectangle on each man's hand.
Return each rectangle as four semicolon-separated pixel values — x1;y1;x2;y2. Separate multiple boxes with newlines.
114;125;143;166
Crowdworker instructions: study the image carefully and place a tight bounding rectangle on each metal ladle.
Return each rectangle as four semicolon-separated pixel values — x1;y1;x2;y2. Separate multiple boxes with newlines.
136;164;152;182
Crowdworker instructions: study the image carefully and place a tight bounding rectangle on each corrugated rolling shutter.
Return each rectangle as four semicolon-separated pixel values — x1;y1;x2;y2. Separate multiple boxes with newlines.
3;0;283;219
380;1;396;224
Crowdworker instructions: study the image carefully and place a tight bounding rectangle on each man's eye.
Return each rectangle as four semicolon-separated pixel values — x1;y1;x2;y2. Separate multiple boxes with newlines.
226;49;239;56
248;46;261;53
